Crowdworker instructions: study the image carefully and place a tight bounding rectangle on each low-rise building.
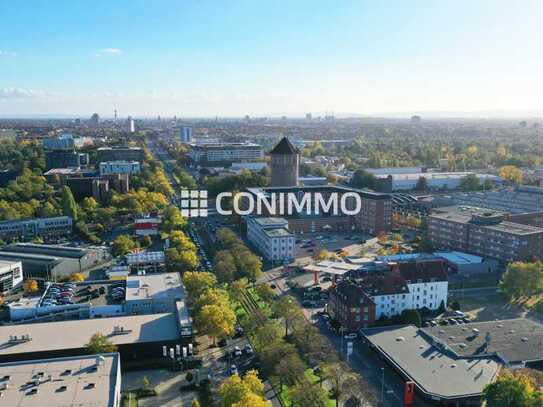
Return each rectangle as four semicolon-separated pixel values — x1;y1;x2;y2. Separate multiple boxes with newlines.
0;353;122;407
99;160;141;176
0;260;23;294
96;146;144;163
134;217;161;236
0;216;72;242
247;217;295;262
124;273;186;315
126;251;165;274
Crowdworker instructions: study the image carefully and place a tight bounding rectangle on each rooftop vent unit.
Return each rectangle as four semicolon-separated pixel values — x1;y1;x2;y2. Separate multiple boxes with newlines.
57;385;67;392
86;383;95;389
112;325;132;335
61;369;72;376
522;337;529;342
26;388;38;396
0;375;9;382
8;334;32;343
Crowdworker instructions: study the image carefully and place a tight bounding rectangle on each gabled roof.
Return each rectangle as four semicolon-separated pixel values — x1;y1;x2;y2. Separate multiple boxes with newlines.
270;137;299;155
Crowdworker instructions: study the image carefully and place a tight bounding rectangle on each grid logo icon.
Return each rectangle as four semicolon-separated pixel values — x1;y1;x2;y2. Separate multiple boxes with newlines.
180;190;208;217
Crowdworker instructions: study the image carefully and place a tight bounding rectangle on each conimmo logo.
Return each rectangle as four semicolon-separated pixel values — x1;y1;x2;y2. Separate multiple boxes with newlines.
180;190;363;218
180;190;208;217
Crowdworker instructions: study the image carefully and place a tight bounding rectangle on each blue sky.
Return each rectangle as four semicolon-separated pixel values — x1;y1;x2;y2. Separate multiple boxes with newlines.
1;0;542;117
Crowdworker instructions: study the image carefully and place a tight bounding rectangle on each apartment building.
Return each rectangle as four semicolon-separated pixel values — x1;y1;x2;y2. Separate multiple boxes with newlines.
247;217;295;262
99;160;141;176
427;206;543;263
0;216;72;242
327;259;448;329
188;142;263;164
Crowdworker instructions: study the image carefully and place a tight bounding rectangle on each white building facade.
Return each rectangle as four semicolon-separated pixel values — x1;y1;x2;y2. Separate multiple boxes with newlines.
0;260;23;294
247;217;295;262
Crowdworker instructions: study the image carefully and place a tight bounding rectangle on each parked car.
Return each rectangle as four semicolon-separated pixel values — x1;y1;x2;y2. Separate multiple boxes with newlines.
453;310;465;317
218;338;227;347
229;365;238;376
244;344;253;355
233;346;242;357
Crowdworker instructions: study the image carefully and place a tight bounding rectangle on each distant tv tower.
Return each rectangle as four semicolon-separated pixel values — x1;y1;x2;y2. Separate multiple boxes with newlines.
114;107;118;123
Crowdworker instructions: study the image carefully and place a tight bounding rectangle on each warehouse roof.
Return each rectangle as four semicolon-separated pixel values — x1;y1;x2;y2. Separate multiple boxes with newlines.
421;318;543;364
1;243;88;259
0;353;120;406
0;313;179;357
125;272;185;302
361;325;500;400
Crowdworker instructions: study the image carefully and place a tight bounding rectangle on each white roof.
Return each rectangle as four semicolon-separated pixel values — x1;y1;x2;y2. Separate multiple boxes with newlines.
126;251;165;265
125;272;185;302
0;353;120;406
304;261;360;275
0;313;179;357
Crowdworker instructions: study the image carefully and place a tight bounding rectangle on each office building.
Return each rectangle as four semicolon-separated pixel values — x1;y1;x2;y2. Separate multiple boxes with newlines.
43;133;75;151
0;353;121;407
245;185;392;235
247;217;295;262
0;260;23;294
125;251;165;274
180;126;193;143
128;116;135;133
427;205;543;263
66;177;109;202
45;150;88;170
99;160;141;176
96;147;144;163
188;142;263;165
270;137;299;187
0;216;72;242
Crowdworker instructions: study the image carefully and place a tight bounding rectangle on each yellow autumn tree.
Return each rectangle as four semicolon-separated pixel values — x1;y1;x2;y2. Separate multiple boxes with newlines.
499;165;523;184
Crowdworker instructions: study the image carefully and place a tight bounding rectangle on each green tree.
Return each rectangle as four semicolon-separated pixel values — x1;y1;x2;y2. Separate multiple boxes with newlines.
350;170;376;189
197;304;236;344
161;206;187;234
459;174;480;191
483;372;542;407
272;295;303;337
86;332;117;354
399;309;422;327
290;379;329;407
415;176;428;191
500;261;543;300
60;186;79;221
183;271;217;299
111;234;138;257
219;370;266;407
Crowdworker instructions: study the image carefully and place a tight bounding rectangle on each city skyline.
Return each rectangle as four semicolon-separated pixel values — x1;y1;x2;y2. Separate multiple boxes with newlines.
1;0;543;117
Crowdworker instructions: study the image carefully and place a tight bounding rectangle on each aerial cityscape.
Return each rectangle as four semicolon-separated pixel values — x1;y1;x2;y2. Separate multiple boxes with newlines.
2;1;543;407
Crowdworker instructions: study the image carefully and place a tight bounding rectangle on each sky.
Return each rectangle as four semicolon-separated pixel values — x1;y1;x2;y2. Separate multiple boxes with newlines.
1;0;543;118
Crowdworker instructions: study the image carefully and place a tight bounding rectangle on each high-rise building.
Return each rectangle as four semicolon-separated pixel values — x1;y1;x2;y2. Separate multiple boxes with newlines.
89;113;100;126
305;113;312;121
180;126;193;143
128;116;135;133
270;137;299;187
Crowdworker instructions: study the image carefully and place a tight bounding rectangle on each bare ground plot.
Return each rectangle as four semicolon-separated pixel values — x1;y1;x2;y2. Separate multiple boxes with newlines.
449;292;526;321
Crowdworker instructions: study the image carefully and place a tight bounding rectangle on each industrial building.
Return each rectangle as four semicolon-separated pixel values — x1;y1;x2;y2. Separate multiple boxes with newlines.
0;244;106;280
247;217;295;262
373;171;501;192
124;273;186;314
0;312;187;363
0;216;72;242
0;353;121;407
427;205;543;263
125;251;165;274
0;260;23;294
188;142;263;165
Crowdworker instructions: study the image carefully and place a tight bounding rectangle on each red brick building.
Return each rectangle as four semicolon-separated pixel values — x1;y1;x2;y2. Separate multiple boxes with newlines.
327;280;376;331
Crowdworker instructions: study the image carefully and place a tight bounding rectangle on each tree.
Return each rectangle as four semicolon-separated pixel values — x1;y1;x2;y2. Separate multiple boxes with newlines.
161;206;187;234
142;376;151;390
483;372;542;407
500;261;543;300
291;379;329;407
23;279;38;294
415;176;428;191
60;186;79;221
214;250;237;283
219;369;266;407
350;170;376;189
197;304;236;344
141;235;152;247
183;272;217;299
86;332;117;354
191;399;201;407
314;249;333;261
111;234;138;257
273;295;303;336
321;362;357;407
499;165;523;184
69;272;85;282
459;174;480;191
399;309;422;327
231;393;269;407
255;283;276;303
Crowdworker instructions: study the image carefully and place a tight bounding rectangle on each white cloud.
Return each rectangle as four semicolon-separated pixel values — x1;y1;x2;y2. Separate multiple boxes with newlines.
0;88;47;100
96;48;122;56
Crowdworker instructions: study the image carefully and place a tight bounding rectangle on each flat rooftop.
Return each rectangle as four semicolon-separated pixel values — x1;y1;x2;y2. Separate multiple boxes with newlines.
304;260;360;275
264;228;293;238
0;353;119;406
125;251;165;265
421;318;543;364
0;259;21;268
2;244;89;259
252;217;289;228
125;273;185;302
362;325;500;400
0;313;179;357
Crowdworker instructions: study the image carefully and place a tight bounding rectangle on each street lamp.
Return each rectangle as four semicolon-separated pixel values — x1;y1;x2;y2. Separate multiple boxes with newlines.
380;367;385;403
